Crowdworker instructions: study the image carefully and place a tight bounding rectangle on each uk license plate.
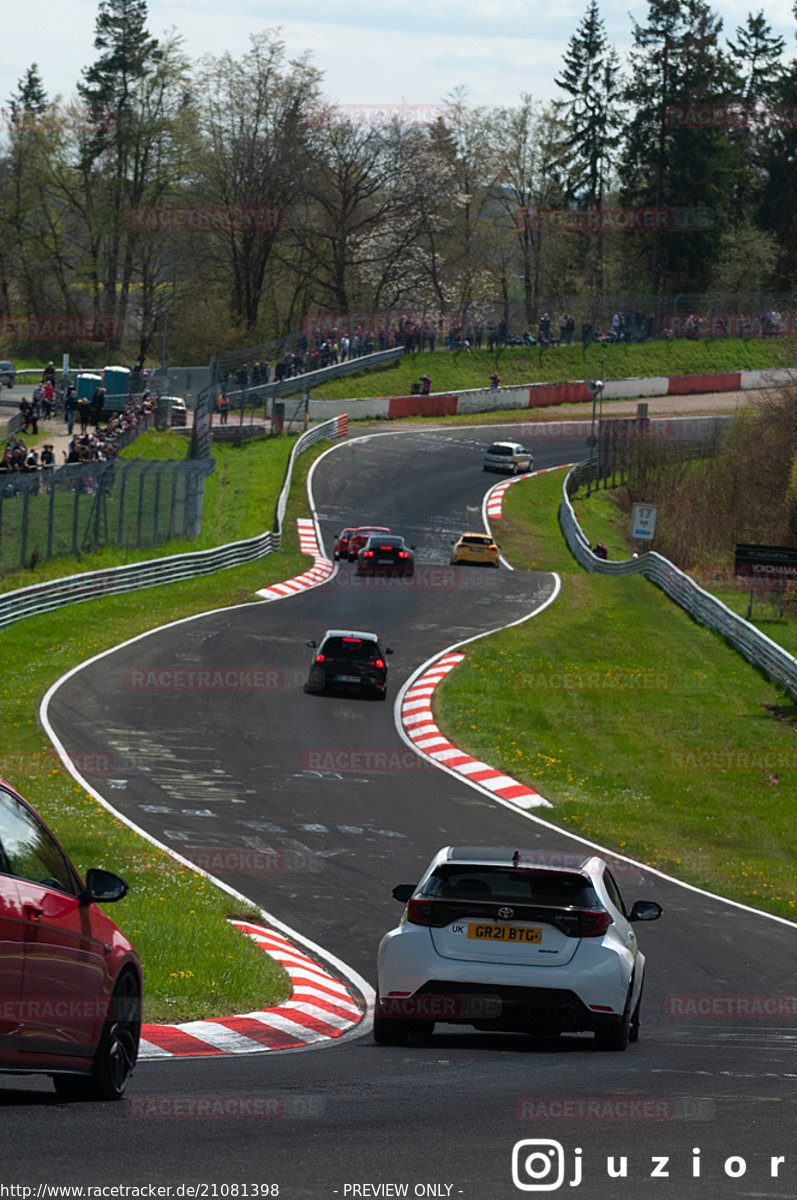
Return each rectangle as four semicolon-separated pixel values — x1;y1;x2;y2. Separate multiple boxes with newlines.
467;924;542;943
337;675;360;683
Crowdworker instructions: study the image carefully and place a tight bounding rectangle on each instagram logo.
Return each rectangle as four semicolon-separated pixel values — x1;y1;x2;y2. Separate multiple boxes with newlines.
512;1140;581;1191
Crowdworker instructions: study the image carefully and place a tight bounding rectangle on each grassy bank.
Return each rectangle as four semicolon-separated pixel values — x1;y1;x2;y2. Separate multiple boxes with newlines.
434;467;797;920
570;480;797;660
312;339;795;400
1;442;330;1021
0;431;298;591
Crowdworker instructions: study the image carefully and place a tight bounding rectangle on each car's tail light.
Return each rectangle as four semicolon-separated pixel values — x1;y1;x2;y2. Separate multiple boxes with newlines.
577;910;612;937
370;658;385;669
406;898;436;926
398;551;409;558
362;550;374;557
314;654;325;663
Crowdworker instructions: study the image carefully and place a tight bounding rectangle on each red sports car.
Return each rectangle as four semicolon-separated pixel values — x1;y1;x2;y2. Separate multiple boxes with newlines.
0;779;142;1101
333;528;358;561
347;525;392;561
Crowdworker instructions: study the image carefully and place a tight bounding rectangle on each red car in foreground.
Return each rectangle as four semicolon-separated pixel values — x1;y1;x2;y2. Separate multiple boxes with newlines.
0;779;141;1101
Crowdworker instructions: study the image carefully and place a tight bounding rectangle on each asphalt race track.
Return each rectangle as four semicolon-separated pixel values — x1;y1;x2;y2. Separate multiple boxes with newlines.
5;424;795;1200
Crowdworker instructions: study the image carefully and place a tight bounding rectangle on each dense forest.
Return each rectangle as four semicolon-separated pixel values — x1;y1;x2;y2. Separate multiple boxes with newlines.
0;0;794;361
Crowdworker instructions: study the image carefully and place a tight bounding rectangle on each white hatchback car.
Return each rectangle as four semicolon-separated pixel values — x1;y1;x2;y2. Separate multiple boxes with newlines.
376;846;662;1049
482;441;534;474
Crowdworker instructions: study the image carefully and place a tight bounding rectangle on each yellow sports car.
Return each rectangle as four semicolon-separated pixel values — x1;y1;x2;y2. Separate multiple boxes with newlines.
450;531;500;567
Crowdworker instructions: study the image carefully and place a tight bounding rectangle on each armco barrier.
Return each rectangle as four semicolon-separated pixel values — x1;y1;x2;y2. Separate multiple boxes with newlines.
307;366;796;422
0;413;348;631
559;461;797;699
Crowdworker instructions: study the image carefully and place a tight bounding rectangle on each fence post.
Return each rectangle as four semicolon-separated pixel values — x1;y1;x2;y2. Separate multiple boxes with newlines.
19;489;29;568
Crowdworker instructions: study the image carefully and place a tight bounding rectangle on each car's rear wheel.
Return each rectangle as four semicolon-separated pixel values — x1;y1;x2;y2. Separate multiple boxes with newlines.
373;1016;410;1045
629;981;643;1043
306;667;326;694
595;990;631;1052
54;970;140;1101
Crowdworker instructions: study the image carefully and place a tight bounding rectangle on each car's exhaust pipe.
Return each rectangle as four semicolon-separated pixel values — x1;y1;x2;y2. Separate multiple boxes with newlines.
558;1004;580;1029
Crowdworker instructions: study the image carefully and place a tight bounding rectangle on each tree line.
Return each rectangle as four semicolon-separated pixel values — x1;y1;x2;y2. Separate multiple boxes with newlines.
0;0;794;362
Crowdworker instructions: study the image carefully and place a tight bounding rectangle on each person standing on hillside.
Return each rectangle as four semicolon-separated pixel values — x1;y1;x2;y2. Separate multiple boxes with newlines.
64;387;78;434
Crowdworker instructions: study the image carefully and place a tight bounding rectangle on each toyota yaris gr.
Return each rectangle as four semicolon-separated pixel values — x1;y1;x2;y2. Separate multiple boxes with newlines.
376;846;662;1049
0;779;142;1100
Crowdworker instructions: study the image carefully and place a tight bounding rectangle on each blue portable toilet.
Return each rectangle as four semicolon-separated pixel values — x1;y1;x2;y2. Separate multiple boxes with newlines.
76;373;103;400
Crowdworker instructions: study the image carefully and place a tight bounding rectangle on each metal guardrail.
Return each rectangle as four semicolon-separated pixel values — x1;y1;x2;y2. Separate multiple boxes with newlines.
223;346;405;405
0;414;347;630
559;461;797;699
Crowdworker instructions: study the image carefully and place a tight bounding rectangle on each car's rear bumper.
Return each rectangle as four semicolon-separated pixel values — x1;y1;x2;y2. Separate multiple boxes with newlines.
379;980;619;1034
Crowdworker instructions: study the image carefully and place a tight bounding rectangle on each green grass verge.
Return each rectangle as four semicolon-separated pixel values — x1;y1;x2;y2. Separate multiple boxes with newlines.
435;467;797;920
0;431;299;589
569;480;797;661
311;339;795;400
1;441;331;1022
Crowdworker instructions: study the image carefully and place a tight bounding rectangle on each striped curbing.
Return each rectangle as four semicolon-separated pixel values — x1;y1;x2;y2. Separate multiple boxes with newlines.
400;654;552;811
139;920;364;1059
486;465;576;521
255;518;333;600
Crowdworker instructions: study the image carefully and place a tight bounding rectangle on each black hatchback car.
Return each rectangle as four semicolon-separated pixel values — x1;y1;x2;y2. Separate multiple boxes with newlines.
0;362;15;388
306;629;393;700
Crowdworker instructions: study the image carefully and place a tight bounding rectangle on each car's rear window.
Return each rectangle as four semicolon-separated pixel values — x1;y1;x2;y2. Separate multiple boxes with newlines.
419;866;599;907
486;444;512;456
462;535;492;545
322;637;379;660
365;537;403;548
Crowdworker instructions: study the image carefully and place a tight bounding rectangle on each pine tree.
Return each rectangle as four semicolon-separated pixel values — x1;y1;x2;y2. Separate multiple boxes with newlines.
622;0;741;293
728;11;786;104
554;0;623;290
76;0;163;335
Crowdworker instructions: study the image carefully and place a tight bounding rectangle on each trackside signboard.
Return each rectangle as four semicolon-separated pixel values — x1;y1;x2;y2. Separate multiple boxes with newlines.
631;504;658;540
734;543;797;580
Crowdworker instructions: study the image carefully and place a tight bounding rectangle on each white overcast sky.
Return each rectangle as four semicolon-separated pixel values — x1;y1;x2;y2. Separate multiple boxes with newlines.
0;0;794;119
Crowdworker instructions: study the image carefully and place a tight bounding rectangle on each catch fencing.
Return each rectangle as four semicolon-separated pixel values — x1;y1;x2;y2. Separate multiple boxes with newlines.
559;461;797;699
0;414;347;630
0;456;214;575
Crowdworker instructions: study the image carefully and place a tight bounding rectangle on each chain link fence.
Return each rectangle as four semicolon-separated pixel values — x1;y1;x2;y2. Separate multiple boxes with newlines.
0;457;215;573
